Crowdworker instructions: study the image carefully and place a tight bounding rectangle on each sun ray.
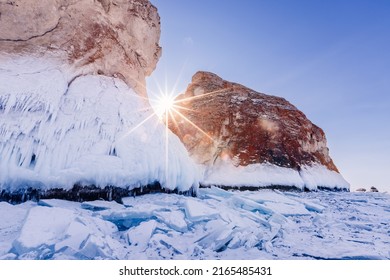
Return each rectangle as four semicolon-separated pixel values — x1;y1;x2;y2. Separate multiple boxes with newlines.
173;88;230;104
145;67;223;189
165;105;169;188
171;108;214;142
167;109;186;138
170;104;196;112
117;111;157;143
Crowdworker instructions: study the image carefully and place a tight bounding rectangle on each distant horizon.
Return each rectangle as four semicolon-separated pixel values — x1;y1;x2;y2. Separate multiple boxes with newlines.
148;0;390;192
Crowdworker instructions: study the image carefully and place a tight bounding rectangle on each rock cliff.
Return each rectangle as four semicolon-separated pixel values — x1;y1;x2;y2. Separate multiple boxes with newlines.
168;71;349;190
0;0;161;96
0;0;200;202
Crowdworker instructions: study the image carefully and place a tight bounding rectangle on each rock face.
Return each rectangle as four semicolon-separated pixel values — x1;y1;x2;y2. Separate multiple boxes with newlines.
169;71;349;190
0;0;161;96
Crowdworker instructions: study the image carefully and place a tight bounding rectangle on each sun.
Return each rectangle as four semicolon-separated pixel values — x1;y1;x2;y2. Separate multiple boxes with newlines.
155;92;176;118
118;76;218;188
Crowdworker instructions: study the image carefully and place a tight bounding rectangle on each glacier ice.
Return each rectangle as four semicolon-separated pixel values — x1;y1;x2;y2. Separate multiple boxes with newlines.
0;58;199;193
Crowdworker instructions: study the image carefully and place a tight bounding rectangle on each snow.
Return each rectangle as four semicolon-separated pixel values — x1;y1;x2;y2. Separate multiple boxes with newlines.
0;57;199;193
300;164;350;190
202;160;350;191
1;190;388;260
203;161;305;189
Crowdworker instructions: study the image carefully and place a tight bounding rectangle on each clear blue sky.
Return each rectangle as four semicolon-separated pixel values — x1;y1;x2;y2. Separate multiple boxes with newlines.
147;0;390;192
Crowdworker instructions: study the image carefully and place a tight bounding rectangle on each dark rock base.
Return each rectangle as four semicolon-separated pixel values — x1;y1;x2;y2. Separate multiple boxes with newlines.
201;184;349;192
0;182;197;204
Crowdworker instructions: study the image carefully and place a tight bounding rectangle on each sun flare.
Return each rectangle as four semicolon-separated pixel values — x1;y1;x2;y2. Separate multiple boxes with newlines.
119;75;219;187
155;93;176;118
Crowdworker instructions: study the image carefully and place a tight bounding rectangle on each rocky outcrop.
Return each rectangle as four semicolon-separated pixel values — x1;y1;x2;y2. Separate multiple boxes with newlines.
168;71;349;190
356;188;367;192
0;0;161;96
370;187;379;192
0;0;201;203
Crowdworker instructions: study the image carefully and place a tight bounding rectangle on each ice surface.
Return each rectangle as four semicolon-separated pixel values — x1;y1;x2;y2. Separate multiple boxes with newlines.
241;190;318;215
81;200;125;211
38;199;82;210
0;57;199;193
197;220;236;251
1;190;389;260
101;203;167;226
11;205;122;259
13;207;76;254
183;199;219;222
0;201;35;256
155;210;188;232
126;220;157;251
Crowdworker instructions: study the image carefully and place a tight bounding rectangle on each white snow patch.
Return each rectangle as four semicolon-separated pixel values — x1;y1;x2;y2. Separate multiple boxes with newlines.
203;161;305;189
300;164;350;190
202;160;349;191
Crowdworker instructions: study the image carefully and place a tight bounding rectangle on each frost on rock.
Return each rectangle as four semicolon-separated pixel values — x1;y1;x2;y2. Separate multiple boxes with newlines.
0;191;389;260
0;58;199;195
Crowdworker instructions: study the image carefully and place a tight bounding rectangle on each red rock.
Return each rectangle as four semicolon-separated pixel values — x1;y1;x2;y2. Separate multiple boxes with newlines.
168;71;342;187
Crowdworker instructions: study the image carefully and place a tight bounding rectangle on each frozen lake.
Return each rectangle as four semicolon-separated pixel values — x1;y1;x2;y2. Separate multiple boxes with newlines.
1;188;389;260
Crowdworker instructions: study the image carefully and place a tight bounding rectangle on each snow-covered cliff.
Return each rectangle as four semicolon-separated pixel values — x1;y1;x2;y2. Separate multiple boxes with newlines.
0;0;200;198
0;58;199;196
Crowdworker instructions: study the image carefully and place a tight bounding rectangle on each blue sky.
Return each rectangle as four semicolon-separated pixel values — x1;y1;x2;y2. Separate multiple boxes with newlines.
147;0;390;192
